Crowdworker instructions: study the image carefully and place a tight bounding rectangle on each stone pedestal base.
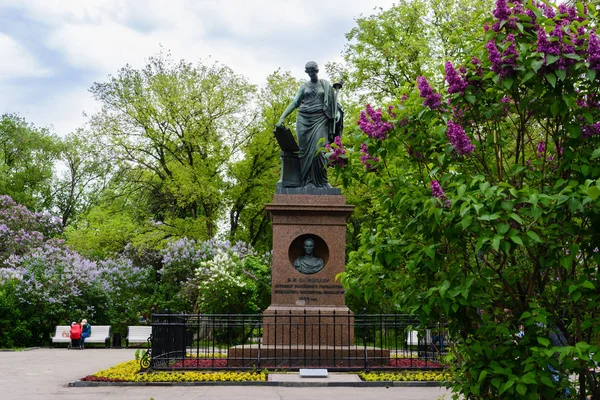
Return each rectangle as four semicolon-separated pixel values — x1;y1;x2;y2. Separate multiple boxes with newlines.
228;345;390;368
262;306;354;346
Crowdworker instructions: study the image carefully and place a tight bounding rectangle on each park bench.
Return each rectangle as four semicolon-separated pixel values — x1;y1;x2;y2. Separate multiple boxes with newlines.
126;325;152;348
85;325;111;347
51;325;110;347
406;329;432;347
51;325;72;346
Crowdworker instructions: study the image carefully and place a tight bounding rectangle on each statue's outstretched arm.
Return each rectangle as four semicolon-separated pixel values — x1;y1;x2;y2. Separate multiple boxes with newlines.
276;86;304;126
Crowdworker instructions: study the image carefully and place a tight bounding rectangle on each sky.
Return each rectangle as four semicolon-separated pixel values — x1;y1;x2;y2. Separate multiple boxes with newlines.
0;0;396;136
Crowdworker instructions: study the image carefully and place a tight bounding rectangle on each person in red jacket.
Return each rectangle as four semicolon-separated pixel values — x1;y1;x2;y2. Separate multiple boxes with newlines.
69;322;82;348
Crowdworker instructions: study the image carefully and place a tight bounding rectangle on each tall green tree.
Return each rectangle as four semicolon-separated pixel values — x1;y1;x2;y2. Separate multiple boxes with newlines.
326;0;493;102
89;51;257;241
226;70;303;250
0;114;60;211
54;129;113;228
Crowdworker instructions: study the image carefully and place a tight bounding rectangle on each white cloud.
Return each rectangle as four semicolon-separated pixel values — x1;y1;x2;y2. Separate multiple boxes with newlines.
0;33;51;81
0;0;396;134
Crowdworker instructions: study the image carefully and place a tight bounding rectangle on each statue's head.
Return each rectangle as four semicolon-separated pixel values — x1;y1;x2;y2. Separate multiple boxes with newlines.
303;238;315;255
304;61;319;73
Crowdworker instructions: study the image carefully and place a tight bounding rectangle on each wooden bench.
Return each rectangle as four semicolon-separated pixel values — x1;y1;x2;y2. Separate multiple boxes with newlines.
126;326;152;348
51;325;72;346
84;325;111;347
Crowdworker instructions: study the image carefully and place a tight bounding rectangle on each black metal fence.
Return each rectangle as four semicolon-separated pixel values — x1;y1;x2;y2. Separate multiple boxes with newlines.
145;312;448;371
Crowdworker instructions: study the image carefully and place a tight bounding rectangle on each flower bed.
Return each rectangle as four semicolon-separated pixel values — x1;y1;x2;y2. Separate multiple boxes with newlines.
81;358;446;383
360;371;451;382
81;360;266;382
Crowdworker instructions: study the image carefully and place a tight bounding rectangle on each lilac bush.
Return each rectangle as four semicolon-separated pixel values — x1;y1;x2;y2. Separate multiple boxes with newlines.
160;237;271;313
0;195;152;346
337;1;600;398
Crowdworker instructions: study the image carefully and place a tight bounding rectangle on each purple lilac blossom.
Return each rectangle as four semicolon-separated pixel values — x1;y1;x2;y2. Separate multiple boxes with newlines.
589;30;600;72
358;104;393;139
502;34;519;67
582;122;600;138
416;76;441;109
500;96;511;116
539;2;555;18
537;141;546;157
359;143;379;171
430;180;451;208
493;0;511;21
325;136;347;168
486;41;510;78
446;120;475;155
537;28;559;55
430;180;445;199
444;61;469;94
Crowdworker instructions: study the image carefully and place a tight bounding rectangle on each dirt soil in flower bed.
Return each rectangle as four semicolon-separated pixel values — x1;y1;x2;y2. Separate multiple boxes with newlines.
169;358;441;369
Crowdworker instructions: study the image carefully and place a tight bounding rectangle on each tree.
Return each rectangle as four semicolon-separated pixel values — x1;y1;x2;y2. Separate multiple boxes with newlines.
53;129;113;228
226;70;303;251
89;51;257;241
335;1;600;398
326;0;493;103
0;114;60;211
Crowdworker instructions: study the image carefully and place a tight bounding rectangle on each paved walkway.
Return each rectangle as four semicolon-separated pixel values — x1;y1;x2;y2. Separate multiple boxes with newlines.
0;348;453;400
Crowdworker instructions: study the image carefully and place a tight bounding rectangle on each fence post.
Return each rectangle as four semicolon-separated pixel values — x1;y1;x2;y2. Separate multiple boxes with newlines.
257;309;262;372
363;308;368;371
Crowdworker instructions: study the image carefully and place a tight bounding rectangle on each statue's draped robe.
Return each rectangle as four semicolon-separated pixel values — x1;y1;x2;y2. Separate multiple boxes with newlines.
294;255;325;274
290;79;336;187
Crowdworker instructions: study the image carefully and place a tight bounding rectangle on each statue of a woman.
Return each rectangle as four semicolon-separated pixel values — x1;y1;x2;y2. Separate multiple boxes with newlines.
294;238;324;274
276;61;341;188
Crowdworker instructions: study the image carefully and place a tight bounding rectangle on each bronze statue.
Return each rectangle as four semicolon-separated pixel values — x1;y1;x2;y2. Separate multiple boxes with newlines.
294;238;324;274
276;61;343;188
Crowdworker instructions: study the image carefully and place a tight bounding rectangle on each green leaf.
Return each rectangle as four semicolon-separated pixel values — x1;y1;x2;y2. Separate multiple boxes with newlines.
492;235;502;251
497;223;510;234
500;379;515;394
424;245;436;259
587;186;600;200
585;112;594;124
491;377;502;389
531;59;544;73
501;201;514;211
546;72;556;88
516;383;527;395
568;197;581;212
550;99;559;116
510;213;523;224
521;71;535;84
569;284;578;295
502;78;514;89
526;231;542;243
541;376;554;387
475;237;490;252
439;280;451;296
478;370;488;383
538;337;550;347
589;69;597;82
592;147;600;160
510;235;523;245
461;215;473;229
546;54;559;65
478;213;500;221
465;94;476;104
583;280;595;290
555;69;566;81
